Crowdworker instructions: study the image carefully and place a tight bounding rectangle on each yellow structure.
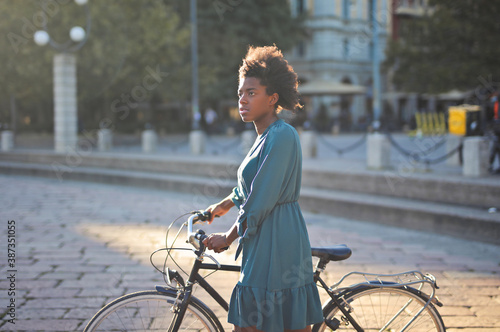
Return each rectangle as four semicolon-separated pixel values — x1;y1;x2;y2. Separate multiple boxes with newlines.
409;112;446;136
448;105;481;136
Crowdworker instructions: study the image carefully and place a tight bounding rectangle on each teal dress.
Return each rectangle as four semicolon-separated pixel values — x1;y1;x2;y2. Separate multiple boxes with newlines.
227;119;323;331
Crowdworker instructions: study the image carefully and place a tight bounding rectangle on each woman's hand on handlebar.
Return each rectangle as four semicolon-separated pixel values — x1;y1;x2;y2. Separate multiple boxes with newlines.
202;233;230;253
205;197;235;224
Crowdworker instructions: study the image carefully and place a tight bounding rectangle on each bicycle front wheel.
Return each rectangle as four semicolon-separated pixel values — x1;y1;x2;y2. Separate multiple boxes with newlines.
84;290;223;332
313;286;445;332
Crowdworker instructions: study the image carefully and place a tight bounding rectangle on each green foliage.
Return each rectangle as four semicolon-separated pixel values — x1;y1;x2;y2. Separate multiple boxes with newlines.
196;0;307;105
0;0;305;133
384;0;500;95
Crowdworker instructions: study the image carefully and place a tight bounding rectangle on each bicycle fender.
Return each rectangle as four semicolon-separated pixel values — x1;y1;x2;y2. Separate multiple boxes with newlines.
365;282;443;307
339;283;443;307
155;285;178;295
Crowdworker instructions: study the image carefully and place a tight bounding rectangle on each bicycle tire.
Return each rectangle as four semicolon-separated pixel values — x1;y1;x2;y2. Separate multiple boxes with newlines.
83;289;223;332
313;285;445;332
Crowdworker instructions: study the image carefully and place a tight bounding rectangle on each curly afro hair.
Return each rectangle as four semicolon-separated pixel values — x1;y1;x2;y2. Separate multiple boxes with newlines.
239;45;300;112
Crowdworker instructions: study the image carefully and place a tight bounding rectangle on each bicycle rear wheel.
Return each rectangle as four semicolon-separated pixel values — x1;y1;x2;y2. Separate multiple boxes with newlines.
83;290;222;332
313;286;445;332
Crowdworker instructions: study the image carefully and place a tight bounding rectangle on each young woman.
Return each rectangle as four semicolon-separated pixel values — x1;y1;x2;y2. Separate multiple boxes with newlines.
203;45;323;332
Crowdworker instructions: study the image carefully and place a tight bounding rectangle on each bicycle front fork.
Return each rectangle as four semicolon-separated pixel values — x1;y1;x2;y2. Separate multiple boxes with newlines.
168;285;195;332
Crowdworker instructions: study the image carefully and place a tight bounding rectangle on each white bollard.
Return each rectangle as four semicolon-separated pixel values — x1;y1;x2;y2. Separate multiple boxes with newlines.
463;136;489;177
241;129;257;155
300;130;317;158
446;134;462;166
367;132;391;169
142;129;158;153
189;130;206;155
54;53;78;153
97;129;112;152
1;131;14;151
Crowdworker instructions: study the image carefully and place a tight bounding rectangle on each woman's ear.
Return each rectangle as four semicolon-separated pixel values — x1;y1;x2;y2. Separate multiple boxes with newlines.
269;93;279;107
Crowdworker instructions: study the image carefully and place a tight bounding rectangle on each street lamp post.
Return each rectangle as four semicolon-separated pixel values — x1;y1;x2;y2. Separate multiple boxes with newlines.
366;0;391;170
371;0;382;131
189;0;206;154
34;0;91;153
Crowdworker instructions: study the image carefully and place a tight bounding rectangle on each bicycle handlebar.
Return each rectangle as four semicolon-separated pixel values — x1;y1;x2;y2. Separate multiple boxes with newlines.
186;211;228;252
187;211;210;250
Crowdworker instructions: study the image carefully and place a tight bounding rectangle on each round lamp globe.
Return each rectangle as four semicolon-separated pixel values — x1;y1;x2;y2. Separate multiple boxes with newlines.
70;26;86;42
34;30;50;46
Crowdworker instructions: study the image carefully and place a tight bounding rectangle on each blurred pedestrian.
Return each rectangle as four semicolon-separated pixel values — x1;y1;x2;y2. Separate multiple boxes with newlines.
204;107;218;135
489;92;500;173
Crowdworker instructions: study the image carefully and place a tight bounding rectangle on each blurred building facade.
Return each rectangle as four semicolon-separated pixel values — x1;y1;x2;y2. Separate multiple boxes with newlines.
287;0;435;132
288;0;390;132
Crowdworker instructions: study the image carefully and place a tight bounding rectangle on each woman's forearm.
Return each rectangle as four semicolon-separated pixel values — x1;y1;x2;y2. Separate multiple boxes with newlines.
219;194;236;210
225;221;240;245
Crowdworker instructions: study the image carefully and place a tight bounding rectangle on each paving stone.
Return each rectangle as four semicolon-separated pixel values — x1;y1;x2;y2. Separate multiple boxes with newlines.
463;286;500;296
444;316;500;328
58;278;119;289
27;288;80;299
472;305;500;316
105;264;157;273
63;307;102;320
0;289;29;301
448;329;500;332
16;308;67;320
37;272;82;280
0;318;83;331
78;272;122;282
77;287;126;298
53;263;106;273
16;279;58;289
438;305;474;316
24;297;105;309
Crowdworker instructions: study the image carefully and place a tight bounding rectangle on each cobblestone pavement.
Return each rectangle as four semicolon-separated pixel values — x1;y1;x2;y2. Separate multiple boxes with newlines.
1;174;499;331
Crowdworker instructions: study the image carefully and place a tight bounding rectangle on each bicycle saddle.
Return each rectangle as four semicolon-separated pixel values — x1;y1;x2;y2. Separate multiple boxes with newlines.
311;245;352;262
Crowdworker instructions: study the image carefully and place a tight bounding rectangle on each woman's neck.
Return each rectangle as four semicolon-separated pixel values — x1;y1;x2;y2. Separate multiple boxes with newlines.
254;114;279;136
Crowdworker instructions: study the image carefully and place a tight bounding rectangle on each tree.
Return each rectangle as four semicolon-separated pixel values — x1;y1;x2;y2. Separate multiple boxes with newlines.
384;0;500;98
0;0;191;133
0;0;305;134
196;0;306;106
170;0;306;130
0;1;54;132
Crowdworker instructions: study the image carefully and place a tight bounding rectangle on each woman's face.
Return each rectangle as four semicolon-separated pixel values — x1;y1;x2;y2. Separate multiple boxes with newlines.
238;77;278;123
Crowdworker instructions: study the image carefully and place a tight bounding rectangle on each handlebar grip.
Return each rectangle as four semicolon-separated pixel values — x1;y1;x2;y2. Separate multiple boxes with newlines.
197;210;220;222
196;231;229;251
195;210;211;222
195;230;207;242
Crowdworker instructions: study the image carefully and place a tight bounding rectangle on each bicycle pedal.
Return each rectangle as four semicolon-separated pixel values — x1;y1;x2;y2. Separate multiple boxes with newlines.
325;317;341;330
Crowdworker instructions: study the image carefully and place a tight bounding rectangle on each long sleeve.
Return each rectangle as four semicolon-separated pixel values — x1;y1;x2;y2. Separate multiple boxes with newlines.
236;125;300;239
228;186;244;207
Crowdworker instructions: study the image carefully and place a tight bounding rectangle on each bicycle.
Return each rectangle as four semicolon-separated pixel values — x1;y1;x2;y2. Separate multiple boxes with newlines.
84;211;446;332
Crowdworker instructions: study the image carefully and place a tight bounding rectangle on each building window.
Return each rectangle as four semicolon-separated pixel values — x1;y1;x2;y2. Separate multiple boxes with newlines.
368;0;374;21
297;0;305;15
297;41;306;58
343;0;350;20
343;39;349;59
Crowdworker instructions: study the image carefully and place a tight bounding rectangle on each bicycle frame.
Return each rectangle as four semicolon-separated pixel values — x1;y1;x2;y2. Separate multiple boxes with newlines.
314;259;365;332
169;214;364;332
167;252;365;332
166;214;242;331
166;255;240;330
165;213;440;332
